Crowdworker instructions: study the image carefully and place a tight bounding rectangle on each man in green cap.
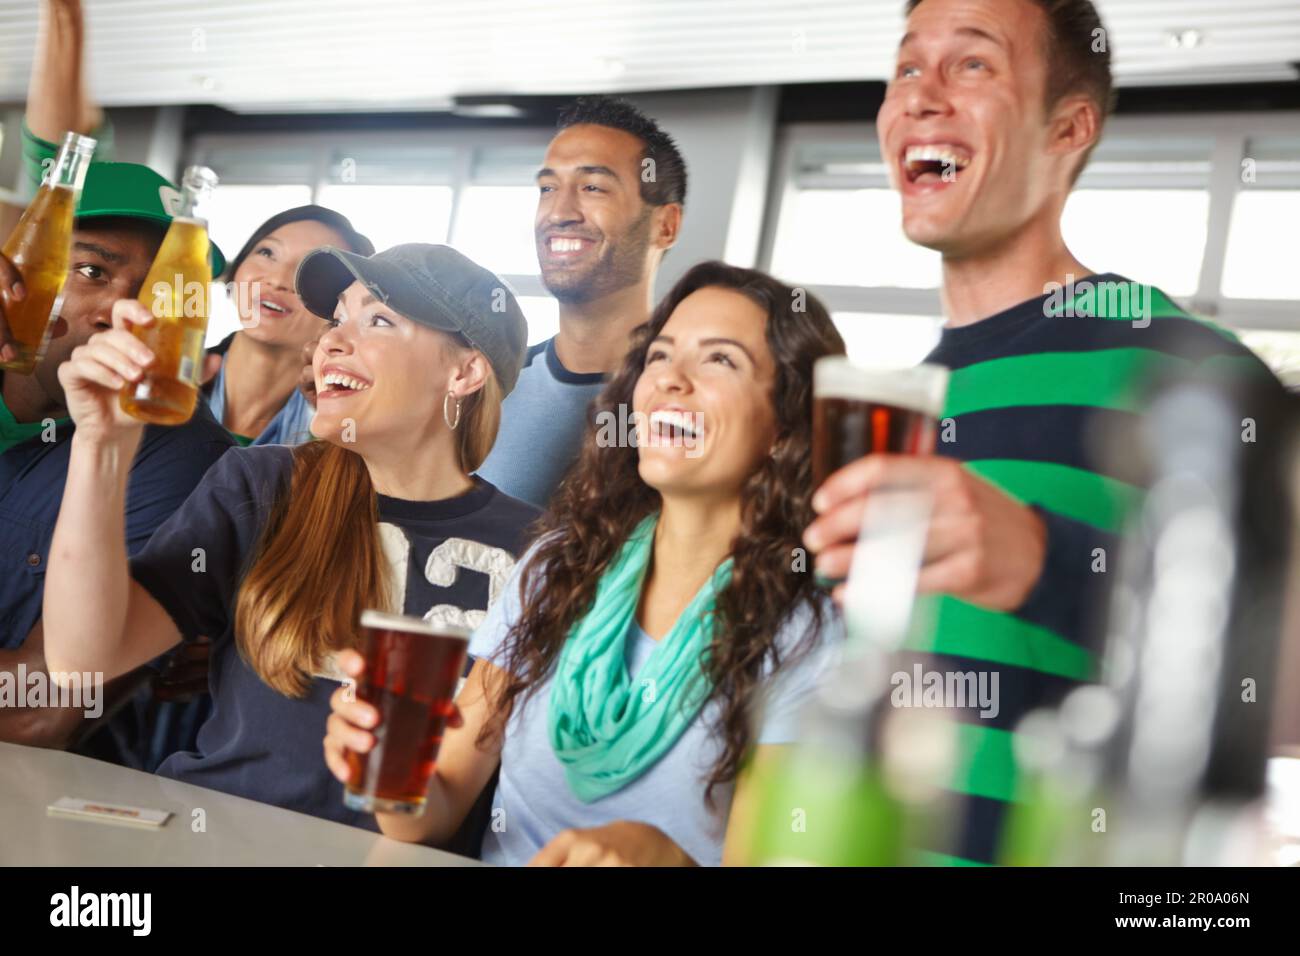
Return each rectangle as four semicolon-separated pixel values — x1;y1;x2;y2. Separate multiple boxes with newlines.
0;0;233;768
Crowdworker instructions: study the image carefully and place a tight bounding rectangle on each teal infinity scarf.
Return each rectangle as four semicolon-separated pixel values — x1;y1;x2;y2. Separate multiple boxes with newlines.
547;513;734;803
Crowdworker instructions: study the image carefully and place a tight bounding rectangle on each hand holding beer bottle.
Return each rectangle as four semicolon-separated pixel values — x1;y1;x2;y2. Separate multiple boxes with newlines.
0;131;96;373
119;165;218;425
55;298;156;443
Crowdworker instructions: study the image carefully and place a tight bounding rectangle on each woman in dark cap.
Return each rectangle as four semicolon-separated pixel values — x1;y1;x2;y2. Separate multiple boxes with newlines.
202;205;373;446
43;243;537;829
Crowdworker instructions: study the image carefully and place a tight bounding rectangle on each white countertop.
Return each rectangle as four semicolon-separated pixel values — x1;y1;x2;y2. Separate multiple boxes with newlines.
0;741;481;866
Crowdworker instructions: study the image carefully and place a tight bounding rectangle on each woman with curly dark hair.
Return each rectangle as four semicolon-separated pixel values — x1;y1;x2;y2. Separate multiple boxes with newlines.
324;260;847;865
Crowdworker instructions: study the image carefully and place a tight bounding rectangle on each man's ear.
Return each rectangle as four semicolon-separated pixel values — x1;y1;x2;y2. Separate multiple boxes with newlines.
47;316;70;341
651;202;683;253
1048;94;1101;183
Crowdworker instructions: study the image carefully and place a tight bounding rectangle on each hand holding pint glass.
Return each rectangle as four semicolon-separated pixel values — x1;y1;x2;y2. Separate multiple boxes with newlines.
805;356;1049;612
338;611;470;815
808;357;949;591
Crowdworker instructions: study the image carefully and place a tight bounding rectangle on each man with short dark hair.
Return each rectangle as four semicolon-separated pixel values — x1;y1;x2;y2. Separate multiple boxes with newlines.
474;95;686;508
803;0;1278;864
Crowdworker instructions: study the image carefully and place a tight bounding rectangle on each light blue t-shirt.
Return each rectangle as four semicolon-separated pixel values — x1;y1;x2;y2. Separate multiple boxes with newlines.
475;337;607;510
467;544;844;867
205;359;316;447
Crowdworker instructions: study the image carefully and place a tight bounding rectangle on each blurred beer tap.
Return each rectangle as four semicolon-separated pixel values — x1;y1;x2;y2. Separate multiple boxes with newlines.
1007;369;1300;866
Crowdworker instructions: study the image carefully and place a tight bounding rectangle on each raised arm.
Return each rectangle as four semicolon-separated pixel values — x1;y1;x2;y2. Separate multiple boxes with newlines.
43;299;183;682
27;0;102;143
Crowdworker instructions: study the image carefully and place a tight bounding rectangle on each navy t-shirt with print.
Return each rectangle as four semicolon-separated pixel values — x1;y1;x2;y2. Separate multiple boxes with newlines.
129;445;540;829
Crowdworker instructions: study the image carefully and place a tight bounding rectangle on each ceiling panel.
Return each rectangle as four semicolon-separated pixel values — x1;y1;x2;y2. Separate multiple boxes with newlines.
0;0;1295;111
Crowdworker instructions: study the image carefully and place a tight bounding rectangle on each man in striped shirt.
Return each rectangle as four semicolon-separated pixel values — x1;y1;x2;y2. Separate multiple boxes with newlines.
802;0;1278;864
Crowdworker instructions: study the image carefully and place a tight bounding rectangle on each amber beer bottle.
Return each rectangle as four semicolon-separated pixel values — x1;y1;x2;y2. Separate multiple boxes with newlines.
0;132;97;374
119;166;218;425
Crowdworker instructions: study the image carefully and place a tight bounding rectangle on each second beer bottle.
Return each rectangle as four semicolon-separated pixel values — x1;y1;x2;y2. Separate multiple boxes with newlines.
0;132;97;374
119;165;219;425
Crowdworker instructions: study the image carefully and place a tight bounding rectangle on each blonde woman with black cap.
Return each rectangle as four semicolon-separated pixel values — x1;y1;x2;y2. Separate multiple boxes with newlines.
40;244;539;828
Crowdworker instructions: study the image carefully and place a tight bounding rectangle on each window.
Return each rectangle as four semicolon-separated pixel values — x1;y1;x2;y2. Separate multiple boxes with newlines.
516;295;559;346
207;184;314;274
769;140;941;289
189;132;551;347
1221;191;1300;300
831;313;944;368
1240;330;1300;388
316;184;454;250
1061;189;1209;296
316;145;456;250
772;189;940;288
1221;136;1300;301
1064;134;1213;297
452;186;541;278
768;134;1218;299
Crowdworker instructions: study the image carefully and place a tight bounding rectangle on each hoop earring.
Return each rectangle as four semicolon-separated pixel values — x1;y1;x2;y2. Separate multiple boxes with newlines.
443;391;462;430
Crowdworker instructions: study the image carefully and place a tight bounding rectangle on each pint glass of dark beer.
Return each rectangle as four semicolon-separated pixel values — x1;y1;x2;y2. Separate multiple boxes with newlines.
343;611;471;815
812;357;950;490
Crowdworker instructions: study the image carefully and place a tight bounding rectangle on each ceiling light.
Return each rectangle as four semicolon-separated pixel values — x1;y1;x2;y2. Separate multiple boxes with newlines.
1166;29;1204;49
452;102;528;119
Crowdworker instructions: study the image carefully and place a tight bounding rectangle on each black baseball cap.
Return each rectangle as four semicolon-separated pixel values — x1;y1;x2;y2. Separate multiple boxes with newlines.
296;243;528;395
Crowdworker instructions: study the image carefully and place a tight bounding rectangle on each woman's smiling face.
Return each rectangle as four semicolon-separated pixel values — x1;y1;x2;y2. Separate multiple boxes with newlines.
233;219;347;349
631;285;778;500
310;280;461;449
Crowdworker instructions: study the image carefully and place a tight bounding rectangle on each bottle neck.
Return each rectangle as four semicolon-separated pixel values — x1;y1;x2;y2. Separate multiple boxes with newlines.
175;167;218;225
173;195;205;223
48;138;94;194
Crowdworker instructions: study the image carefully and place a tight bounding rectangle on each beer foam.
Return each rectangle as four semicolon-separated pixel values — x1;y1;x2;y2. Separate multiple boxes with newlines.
813;356;949;418
359;610;471;641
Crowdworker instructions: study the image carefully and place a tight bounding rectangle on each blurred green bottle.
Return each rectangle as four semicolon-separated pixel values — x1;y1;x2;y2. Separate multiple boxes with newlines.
748;654;960;866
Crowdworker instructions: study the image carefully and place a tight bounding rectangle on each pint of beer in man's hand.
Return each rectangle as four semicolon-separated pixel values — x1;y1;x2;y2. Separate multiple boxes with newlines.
811;356;950;490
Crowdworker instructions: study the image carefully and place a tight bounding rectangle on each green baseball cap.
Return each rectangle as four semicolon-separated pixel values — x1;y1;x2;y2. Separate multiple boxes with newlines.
75;162;226;274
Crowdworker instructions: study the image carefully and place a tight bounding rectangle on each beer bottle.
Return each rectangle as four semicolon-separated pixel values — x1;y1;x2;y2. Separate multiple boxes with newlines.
748;488;960;865
996;694;1114;866
119;165;218;425
747;653;959;866
0;132;97;374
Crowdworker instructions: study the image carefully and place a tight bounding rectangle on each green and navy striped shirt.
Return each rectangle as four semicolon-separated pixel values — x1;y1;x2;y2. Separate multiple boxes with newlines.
907;273;1278;865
